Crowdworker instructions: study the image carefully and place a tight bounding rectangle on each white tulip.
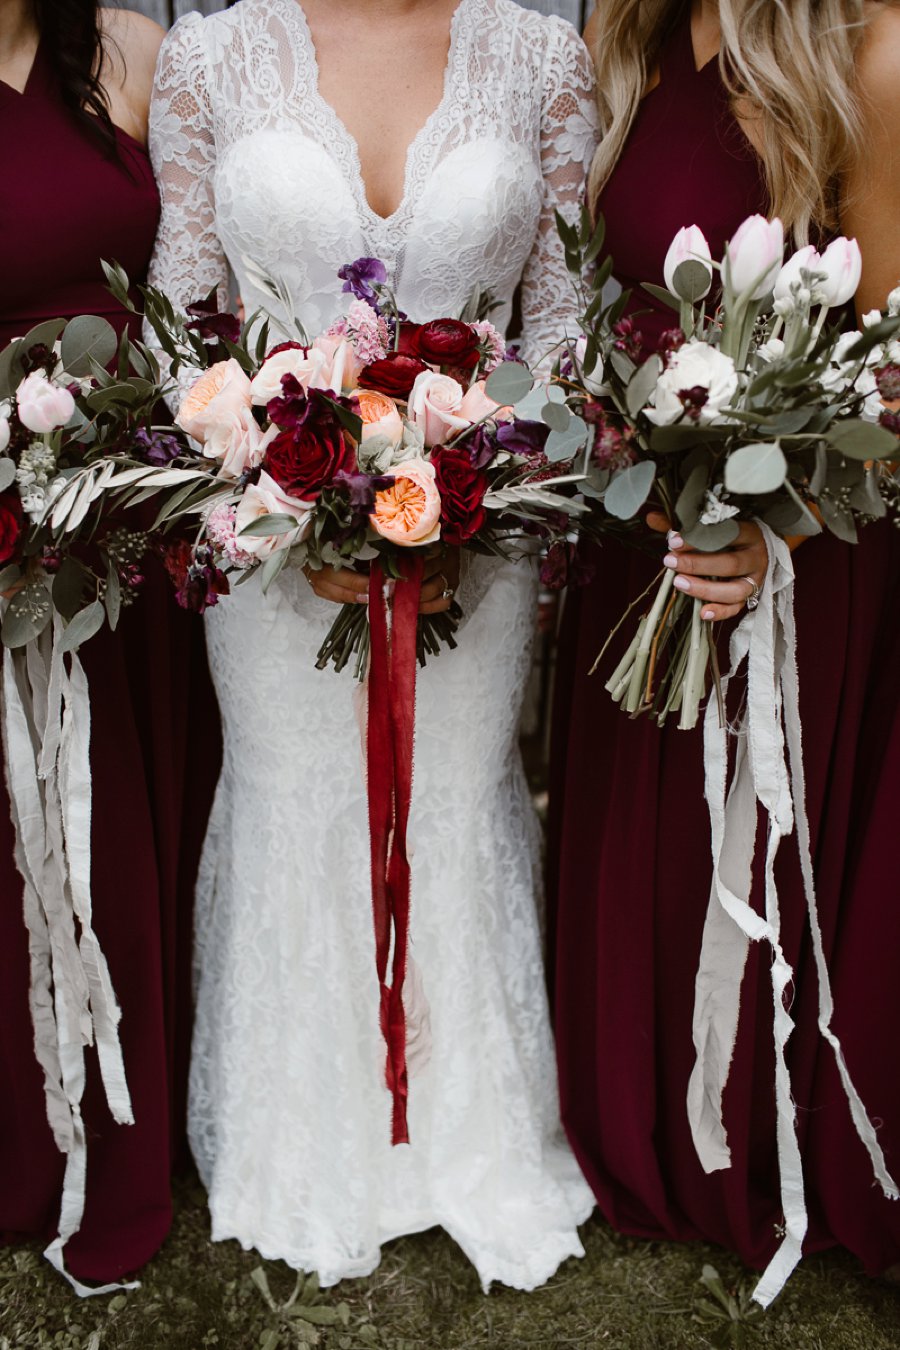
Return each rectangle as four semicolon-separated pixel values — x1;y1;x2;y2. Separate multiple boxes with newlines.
773;244;821;308
816;237;862;309
663;225;713;301
722;215;784;301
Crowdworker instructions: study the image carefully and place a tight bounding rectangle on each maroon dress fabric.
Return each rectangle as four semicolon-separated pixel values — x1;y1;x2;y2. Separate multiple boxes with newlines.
548;13;900;1276
0;43;220;1279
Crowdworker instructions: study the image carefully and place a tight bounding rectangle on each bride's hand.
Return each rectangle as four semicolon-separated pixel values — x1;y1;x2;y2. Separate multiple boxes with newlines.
646;511;768;623
304;547;460;614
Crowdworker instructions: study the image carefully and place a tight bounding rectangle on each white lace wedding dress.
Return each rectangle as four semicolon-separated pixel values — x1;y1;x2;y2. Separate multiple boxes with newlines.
148;0;599;1290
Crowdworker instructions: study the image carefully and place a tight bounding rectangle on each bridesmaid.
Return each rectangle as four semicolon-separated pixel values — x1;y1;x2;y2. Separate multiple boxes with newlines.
549;0;900;1281
0;0;219;1282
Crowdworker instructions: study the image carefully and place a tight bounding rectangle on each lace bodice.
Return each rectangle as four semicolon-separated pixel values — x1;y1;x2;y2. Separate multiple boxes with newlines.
147;0;598;364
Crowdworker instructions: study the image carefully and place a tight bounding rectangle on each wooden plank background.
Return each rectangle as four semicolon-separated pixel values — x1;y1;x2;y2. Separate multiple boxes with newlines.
121;1;592;32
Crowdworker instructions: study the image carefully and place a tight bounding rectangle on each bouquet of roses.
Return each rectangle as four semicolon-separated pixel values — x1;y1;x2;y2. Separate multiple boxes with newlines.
557;209;900;729
73;257;590;681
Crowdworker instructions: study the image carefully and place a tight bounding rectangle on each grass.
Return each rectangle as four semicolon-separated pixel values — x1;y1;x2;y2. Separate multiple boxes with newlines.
1;1173;898;1350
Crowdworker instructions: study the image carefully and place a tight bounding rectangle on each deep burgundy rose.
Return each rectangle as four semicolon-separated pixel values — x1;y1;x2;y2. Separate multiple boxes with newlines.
264;422;356;500
0;490;24;564
413;319;480;371
540;540;595;591
432;446;489;544
360;351;429;399
164;541;229;613
395;322;423;355
186;294;242;347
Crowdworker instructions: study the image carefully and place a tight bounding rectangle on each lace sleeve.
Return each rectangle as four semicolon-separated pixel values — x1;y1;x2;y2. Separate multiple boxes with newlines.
518;21;599;372
145;14;228;400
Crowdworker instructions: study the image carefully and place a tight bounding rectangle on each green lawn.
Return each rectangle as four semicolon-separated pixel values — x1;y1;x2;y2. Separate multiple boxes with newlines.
2;1174;898;1350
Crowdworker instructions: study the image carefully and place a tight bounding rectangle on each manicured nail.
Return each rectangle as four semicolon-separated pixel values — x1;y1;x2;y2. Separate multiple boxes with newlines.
668;532;684;549
701;608;715;620
356;594;368;604
663;553;678;569
673;575;691;591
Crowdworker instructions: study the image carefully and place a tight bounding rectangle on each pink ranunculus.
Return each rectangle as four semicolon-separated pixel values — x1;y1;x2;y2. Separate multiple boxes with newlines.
311;335;364;394
203;406;269;479
722;215;784;300
233;469;314;560
249;346;331;405
16;371;75;434
408;370;469;447
370;458;442;547
176;358;252;445
458;379;512;425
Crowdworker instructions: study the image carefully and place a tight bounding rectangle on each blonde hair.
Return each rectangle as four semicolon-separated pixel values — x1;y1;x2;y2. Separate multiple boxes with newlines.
586;0;876;243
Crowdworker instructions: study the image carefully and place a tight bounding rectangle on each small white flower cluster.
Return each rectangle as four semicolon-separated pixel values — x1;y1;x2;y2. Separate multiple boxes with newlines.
16;441;66;522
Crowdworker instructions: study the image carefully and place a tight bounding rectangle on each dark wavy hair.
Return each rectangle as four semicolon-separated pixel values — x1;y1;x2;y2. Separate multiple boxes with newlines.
32;0;119;156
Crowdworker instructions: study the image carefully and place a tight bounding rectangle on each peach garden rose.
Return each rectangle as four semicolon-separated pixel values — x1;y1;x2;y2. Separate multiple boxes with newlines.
177;358;252;445
370;458;442;546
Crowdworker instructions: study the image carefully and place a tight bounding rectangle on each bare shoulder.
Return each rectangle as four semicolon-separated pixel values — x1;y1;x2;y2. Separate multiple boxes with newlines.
582;9;600;53
101;8;166;92
857;3;900;107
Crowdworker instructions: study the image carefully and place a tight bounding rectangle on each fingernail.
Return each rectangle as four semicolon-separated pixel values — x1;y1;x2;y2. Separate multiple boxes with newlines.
356;594;368;604
673;575;691;592
663;553;678;569
668;532;684;549
701;609;715;621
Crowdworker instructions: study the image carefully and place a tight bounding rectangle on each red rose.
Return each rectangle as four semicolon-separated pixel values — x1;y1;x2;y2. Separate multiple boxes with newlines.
395;322;423;356
360;351;429;400
413;319;480;371
432;446;488;544
0;490;24;564
264;422;356;499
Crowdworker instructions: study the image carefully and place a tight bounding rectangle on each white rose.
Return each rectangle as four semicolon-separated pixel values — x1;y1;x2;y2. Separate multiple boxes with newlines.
234;470;314;560
0;400;10;453
408;370;469;447
887;285;900;317
758;337;786;363
644;341;739;426
16;371;75;434
250;345;331;405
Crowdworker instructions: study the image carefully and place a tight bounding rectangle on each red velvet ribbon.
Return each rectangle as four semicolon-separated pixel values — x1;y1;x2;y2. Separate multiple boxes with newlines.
367;554;423;1145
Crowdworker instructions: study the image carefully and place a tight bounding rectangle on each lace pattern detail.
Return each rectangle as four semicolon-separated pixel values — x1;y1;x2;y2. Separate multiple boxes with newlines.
147;0;598;1291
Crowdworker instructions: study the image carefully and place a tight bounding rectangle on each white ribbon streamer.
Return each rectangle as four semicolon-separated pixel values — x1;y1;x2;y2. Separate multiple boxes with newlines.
2;614;136;1296
687;522;897;1308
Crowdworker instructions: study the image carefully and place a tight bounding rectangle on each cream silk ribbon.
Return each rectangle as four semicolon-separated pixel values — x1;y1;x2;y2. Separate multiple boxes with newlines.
687;522;897;1307
2;616;136;1296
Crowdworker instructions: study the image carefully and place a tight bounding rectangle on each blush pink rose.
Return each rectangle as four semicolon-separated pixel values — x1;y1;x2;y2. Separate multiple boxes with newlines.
250;345;331;405
407;370;469;447
458;379;512;424
311;335;364;394
370;458;442;547
234;469;314;560
177;358;252;445
17;371;75;434
204;407;270;479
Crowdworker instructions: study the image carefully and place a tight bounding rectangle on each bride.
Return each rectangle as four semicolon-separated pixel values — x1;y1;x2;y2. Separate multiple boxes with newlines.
148;0;597;1289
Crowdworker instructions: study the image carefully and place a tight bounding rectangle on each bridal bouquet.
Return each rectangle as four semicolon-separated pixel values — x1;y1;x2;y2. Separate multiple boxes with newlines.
558;209;900;728
76;258;589;680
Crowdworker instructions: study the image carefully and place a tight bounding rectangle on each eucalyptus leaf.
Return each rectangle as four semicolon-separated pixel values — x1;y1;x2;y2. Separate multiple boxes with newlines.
674;463;709;530
648;424;726;453
808;443;828;497
0;564;22;593
826;419;898;461
579;465;610;500
682;518;741;551
2;581;52;648
541;399;570;432
105;558;122;631
514;381;565;422
545;415;588;463
609;348;635;383
782;480;823;536
640;282;681;315
625;355;661;419
0;458;16;493
671;259;711;303
849;465;887;518
59;315;118;379
0;339;23;401
58;599;106;654
604;460;656;519
238;512;300;538
20;318;66;356
485;362;533;407
724;442;788;494
52;558;90;621
260;548;290;595
819;496;858;543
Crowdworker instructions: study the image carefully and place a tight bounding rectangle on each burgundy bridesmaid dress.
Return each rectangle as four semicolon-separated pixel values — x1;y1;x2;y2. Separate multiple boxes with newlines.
0;43;220;1279
548;12;900;1277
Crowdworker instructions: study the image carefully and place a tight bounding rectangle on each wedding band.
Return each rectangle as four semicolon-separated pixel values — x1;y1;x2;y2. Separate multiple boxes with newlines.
744;577;761;610
438;572;454;601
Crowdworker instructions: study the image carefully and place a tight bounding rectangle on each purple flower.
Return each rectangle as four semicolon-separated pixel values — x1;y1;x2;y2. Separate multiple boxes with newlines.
338;257;388;307
134;426;182;466
185;294;242;347
333;469;395;513
467;424;500;470
495;419;550;458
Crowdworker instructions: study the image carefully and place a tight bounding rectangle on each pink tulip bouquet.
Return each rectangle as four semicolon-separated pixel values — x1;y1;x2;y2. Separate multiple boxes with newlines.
558;209;900;728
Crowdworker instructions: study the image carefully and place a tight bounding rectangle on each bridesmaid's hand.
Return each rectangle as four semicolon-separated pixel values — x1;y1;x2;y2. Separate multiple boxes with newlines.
304;547;460;614
646;511;768;623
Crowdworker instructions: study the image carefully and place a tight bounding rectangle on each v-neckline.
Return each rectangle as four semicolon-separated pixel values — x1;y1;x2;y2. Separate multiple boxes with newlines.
274;0;472;227
0;33;43;98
